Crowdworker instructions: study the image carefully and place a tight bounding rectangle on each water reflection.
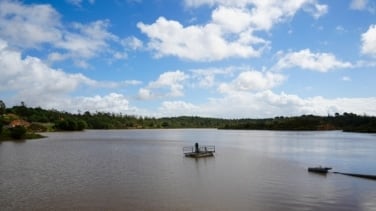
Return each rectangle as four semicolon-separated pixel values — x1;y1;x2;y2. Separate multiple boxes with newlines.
0;129;375;210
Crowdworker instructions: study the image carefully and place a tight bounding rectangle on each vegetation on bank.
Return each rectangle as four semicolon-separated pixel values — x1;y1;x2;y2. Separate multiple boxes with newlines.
220;113;376;133
1;100;376;141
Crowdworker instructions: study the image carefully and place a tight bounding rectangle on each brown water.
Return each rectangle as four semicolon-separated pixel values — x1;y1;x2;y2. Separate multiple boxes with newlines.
1;129;375;210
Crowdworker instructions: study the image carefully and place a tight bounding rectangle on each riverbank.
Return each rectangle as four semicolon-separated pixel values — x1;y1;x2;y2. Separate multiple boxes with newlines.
0;130;45;142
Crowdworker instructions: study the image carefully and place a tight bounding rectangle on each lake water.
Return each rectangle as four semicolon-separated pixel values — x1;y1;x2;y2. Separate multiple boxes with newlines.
1;129;375;210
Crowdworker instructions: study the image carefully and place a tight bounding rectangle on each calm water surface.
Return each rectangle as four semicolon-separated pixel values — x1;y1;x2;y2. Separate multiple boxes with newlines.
1;129;375;210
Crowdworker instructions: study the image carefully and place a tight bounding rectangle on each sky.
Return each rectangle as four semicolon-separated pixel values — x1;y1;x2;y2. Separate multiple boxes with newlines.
0;0;376;118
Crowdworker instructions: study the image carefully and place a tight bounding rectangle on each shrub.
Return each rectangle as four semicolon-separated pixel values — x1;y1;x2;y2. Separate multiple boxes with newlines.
54;119;87;131
28;123;48;132
9;126;27;139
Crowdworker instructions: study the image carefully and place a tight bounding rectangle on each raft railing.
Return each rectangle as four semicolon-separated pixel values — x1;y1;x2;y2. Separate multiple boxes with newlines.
183;145;215;153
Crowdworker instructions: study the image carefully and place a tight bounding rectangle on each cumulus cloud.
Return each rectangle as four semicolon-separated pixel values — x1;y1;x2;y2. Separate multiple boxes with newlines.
34;92;138;115
361;24;376;57
138;17;263;61
154;90;376;118
0;1;123;67
65;93;131;113
138;70;189;100
274;49;353;72
201;91;307;118
191;67;235;88
158;101;199;116
185;0;328;28
139;0;327;61
52;20;117;66
0;39;139;114
211;6;252;33
0;39;93;104
218;70;285;93
0;0;62;48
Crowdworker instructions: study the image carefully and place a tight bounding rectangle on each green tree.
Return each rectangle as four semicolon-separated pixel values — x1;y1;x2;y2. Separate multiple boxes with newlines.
0;100;5;115
54;118;87;131
12;102;29;118
0;101;5;135
76;120;88;130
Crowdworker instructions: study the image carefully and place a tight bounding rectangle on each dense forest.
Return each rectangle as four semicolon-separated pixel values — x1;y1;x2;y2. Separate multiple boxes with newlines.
1;100;376;140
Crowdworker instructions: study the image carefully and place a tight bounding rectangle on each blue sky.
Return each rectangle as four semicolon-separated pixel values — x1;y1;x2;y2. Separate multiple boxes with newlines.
1;0;376;118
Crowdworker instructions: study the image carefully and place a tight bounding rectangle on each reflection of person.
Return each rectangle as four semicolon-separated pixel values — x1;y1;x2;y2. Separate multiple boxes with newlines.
195;142;199;153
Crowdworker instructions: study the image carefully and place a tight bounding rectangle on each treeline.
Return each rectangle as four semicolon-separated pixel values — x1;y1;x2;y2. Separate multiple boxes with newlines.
3;106;230;130
221;113;376;133
0;102;231;131
1;101;376;136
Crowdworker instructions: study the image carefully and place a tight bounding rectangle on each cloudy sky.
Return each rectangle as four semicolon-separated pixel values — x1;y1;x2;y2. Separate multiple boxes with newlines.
1;0;376;118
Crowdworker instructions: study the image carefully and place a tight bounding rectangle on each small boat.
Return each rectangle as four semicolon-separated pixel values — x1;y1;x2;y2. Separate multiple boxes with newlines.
183;143;215;158
308;166;332;173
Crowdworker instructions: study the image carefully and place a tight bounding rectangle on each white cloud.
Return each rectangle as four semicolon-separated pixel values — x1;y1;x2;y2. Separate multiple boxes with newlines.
218;70;285;93
121;36;143;50
138;70;189;100
137;88;152;100
66;93;131;113
302;96;376;116
361;24;376;57
303;2;328;19
0;1;121;67
191;67;235;88
0;39;140;114
274;49;353;72
47;52;69;62
35;92;137;114
185;0;328;26
153;90;376;118
206;90;308;118
212;6;252;33
138;17;263;61
0;0;62;48
139;0;327;61
158;101;199;116
0;39;94;104
350;0;368;10
93;80;142;89
55;20;116;59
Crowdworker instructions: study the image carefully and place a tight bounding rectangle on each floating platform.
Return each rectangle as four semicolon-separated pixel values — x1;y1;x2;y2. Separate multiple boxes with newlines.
183;143;215;158
184;151;214;158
